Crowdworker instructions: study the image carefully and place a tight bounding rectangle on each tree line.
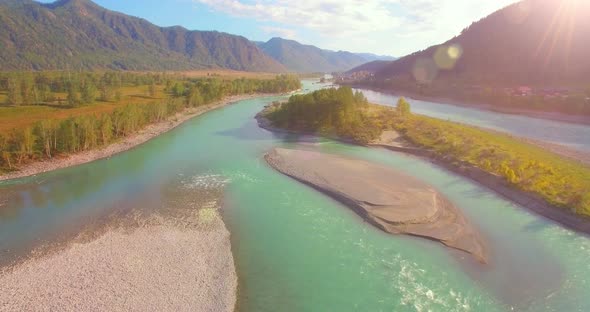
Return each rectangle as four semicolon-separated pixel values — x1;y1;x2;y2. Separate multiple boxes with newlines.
0;74;301;170
1;71;301;108
0;71;164;107
266;86;381;144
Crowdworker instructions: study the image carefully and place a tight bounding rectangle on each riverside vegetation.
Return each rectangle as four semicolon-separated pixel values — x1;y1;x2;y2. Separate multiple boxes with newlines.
263;87;590;217
0;71;301;172
265;86;382;144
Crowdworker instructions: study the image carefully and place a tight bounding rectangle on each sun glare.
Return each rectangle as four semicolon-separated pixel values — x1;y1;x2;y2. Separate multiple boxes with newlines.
533;0;582;68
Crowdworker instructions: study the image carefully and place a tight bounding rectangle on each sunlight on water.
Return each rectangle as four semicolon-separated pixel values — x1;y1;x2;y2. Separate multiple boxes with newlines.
181;174;231;190
1;81;589;311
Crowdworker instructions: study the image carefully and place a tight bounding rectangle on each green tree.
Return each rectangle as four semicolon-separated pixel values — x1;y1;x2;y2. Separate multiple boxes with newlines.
15;127;36;163
81;81;97;104
98;82;114;102
20;78;35;105
77;116;98;150
396;97;411;116
98;114;113;145
267;86;379;144
171;83;185;98
67;82;81;107
188;87;204;107
34;120;57;158
0;73;304;169
0;134;11;169
58;118;79;153
31;85;41;105
36;82;51;104
144;102;167;122
6;78;22;106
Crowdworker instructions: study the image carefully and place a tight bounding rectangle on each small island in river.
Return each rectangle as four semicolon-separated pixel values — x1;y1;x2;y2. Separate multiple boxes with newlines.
258;86;590;235
265;147;488;263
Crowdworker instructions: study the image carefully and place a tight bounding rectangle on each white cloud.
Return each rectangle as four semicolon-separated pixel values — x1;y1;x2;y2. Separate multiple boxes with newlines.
196;0;402;37
195;0;518;55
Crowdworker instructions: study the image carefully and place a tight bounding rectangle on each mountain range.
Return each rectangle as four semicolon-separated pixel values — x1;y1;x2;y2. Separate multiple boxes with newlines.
350;0;590;86
0;0;393;73
0;0;287;71
257;38;395;73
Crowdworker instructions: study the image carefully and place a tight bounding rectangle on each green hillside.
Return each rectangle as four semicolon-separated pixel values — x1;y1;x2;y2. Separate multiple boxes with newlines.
0;0;286;72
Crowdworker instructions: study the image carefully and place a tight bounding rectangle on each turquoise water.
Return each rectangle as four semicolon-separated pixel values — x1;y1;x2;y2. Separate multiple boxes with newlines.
1;81;590;311
353;87;590;152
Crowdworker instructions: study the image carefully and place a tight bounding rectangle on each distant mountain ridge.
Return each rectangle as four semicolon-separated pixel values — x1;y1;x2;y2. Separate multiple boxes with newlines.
354;53;396;62
356;0;590;85
347;60;392;74
258;37;395;73
0;0;286;71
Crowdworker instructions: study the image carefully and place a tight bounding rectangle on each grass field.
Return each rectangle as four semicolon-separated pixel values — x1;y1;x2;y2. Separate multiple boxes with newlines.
0;85;166;135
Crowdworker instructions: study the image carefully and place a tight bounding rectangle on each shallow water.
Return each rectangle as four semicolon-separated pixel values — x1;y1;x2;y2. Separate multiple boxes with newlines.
1;81;589;311
354;87;590;152
0;179;236;312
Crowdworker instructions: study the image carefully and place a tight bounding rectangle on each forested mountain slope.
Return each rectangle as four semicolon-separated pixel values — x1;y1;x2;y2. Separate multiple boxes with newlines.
0;0;286;72
371;0;590;85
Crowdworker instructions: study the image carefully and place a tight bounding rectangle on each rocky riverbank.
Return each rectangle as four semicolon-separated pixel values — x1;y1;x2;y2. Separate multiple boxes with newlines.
372;131;590;235
265;148;488;263
0;200;236;312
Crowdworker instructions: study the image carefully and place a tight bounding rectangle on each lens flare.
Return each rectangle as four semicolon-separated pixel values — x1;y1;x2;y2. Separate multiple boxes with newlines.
433;44;463;71
448;44;463;60
533;0;583;70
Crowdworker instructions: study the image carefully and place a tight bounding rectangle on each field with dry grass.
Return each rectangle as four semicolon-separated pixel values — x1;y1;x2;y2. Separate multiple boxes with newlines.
0;85;166;135
0;70;292;135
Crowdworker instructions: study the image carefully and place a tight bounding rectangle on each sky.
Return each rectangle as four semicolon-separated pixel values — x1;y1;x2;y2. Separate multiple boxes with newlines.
38;0;519;57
